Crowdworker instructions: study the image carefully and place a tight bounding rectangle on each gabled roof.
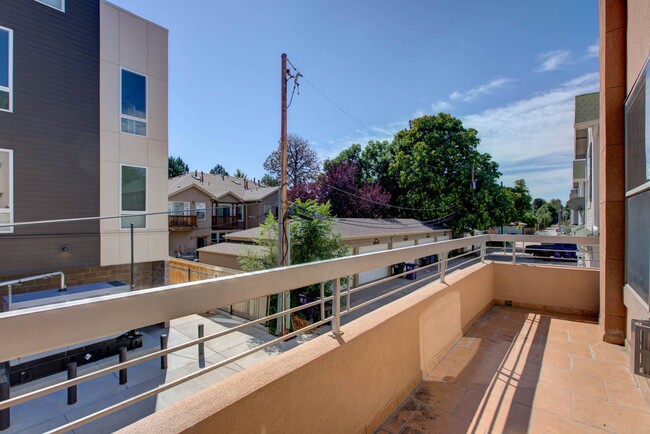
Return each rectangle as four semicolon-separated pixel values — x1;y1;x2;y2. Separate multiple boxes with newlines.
226;218;449;242
168;173;279;202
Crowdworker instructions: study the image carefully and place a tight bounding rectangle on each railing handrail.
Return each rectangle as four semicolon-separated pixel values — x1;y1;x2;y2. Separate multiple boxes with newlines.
0;234;596;362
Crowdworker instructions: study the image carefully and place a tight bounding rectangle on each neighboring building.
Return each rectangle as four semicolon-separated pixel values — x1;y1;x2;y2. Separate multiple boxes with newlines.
0;0;168;288
567;92;600;235
199;218;450;285
168;172;279;257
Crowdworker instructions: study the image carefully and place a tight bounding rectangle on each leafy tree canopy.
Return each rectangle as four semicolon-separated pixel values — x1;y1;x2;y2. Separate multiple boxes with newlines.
209;164;229;176
233;168;247;179
168;156;189;178
260;173;280;187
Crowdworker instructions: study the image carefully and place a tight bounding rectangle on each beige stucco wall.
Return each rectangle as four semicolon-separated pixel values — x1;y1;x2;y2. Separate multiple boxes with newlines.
168;188;213;255
122;262;494;434
627;0;650;93
493;263;599;317
99;1;169;266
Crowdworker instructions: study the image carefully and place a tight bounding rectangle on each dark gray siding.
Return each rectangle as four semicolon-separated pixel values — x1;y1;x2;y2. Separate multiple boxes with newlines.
0;0;100;275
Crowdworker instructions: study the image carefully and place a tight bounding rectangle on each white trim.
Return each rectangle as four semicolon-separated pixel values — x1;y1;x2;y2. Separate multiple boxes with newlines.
119;67;148;137
33;0;65;12
0;26;13;113
0;148;13;234
119;164;148;230
626;180;650;198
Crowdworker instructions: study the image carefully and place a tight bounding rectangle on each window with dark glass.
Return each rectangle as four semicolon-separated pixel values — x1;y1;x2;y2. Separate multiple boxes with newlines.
624;55;650;303
121;69;147;136
121;165;147;228
0;27;12;112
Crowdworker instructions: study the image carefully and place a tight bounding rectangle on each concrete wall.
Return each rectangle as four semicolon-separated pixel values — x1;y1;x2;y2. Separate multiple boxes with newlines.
493;263;600;318
122;262;599;434
99;1;168;266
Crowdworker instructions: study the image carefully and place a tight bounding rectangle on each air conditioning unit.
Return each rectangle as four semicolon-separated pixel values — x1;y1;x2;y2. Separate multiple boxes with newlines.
632;320;650;379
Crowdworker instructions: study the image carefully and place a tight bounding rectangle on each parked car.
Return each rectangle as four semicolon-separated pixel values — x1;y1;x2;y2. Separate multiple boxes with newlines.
524;243;578;261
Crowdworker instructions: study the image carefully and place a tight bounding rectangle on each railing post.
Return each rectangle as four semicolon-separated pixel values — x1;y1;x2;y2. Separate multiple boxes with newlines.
198;324;205;357
67;362;77;405
119;347;128;385
331;279;341;336
512;241;517;263
0;381;10;430
160;334;168;369
346;274;351;312
320;282;325;322
440;251;447;283
480;243;486;263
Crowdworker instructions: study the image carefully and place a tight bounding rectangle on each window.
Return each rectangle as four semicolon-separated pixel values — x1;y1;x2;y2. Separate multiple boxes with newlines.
196;202;206;221
0;27;13;113
34;0;65;12
237;205;244;222
625;54;650;303
120;69;147;136
0;149;13;233
121;165;147;228
168;201;189;215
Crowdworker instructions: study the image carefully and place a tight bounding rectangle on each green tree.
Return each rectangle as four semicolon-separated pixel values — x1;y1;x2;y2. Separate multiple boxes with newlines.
532;198;547;213
233;168;247;179
387;113;503;233
506;179;535;225
168;156;189;178
260;173;280;187
536;204;553;229
209;164;229;176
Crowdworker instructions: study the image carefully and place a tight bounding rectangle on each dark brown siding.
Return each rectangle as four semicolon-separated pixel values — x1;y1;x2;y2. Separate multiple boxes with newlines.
0;0;100;275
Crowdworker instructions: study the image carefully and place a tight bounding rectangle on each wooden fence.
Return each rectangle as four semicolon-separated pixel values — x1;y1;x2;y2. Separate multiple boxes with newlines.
168;258;268;321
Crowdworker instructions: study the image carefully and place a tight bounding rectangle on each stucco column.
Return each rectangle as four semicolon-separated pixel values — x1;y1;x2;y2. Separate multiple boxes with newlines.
598;0;627;344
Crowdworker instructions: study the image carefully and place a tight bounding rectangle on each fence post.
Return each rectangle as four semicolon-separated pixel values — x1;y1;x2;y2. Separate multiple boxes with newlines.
119;347;128;385
331;279;341;336
160;334;168;369
198;324;205;357
67;363;77;405
0;382;10;430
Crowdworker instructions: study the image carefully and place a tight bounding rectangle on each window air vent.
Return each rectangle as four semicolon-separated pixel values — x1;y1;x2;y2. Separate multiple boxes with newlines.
632;320;650;379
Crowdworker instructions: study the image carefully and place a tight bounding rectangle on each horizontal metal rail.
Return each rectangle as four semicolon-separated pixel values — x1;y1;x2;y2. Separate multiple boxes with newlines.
0;234;599;433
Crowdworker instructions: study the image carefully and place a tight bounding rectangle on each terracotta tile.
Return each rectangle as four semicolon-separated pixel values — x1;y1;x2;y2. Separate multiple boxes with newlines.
543;337;593;358
413;380;468;414
403;405;480;434
605;379;650;413
592;342;628;364
572;391;650;433
538;366;607;399
529;409;607;434
571;355;638;386
378;396;419;433
569;329;603;345
530;383;572;417
447;346;488;364
426;358;457;381
466;324;498;340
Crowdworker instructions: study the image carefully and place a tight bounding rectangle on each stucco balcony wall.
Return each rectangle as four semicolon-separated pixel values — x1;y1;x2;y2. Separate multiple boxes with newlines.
122;262;600;434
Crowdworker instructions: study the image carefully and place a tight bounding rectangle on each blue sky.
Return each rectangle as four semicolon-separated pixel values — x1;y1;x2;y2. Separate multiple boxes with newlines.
112;0;599;201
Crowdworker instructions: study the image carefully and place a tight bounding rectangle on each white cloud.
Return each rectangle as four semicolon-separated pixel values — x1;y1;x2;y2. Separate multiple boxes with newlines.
586;42;599;58
463;72;599;199
449;78;513;102
431;100;452;112
535;50;571;72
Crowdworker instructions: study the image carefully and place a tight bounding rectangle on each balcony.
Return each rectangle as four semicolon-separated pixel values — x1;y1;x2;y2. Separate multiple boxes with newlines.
212;215;239;230
1;235;648;433
167;215;197;231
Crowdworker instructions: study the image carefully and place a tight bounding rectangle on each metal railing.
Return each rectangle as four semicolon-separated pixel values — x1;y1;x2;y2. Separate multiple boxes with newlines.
0;234;599;433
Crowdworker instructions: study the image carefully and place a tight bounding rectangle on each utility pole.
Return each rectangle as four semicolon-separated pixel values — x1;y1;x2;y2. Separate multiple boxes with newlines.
276;53;290;335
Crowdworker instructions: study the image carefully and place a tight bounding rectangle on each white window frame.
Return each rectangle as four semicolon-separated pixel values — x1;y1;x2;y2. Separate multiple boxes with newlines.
119;164;148;230
33;0;65;12
168;201;190;216
0;26;13;114
0;148;13;234
237;204;244;222
196;202;206;221
119;67;148;137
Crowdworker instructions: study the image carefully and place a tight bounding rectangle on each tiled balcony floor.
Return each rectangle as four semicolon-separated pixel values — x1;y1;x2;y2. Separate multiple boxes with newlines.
376;306;650;434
